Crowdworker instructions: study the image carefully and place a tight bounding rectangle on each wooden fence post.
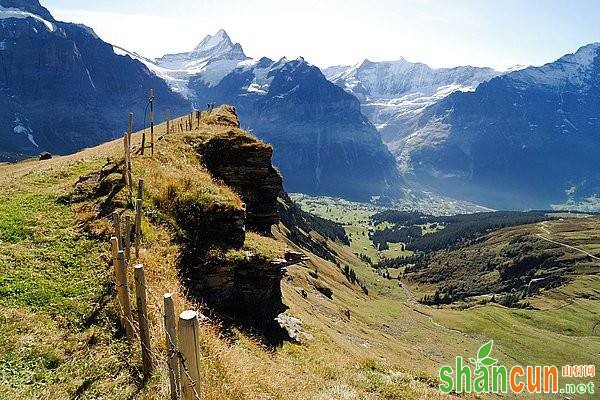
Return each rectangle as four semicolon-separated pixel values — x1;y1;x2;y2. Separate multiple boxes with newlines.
150;89;155;156
117;250;135;342
128;112;133;144
135;198;143;258
123;132;130;189
134;264;153;378
127;116;134;194
137;178;144;201
166;109;171;135
111;239;134;342
112;212;122;248
178;310;201;400
110;235;120;281
124;215;132;262
164;293;180;399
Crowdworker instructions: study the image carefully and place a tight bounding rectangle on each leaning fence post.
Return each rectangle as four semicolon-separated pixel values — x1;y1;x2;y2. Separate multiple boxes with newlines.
124;215;132;262
164;293;181;399
178;310;201;400
134;264;153;378
111;238;134;342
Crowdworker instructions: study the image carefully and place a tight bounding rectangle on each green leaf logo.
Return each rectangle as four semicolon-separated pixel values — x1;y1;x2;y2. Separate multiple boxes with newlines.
470;340;498;369
478;340;493;359
481;357;498;366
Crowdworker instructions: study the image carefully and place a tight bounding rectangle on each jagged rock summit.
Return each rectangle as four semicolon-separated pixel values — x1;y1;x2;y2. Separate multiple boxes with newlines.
156;29;248;71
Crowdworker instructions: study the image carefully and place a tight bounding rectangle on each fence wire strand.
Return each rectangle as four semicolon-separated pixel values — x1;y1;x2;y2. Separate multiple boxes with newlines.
108;155;206;399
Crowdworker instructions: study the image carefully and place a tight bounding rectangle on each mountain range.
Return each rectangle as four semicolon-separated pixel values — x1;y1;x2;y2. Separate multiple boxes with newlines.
325;46;600;210
324;59;499;153
1;4;401;201
106;29;404;201
2;0;599;210
397;43;600;209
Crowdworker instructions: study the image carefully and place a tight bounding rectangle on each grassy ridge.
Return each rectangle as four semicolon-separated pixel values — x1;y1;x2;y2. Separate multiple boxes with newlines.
0;158;138;398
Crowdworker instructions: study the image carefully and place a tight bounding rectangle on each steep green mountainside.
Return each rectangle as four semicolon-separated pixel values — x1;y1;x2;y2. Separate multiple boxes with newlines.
401;216;600;305
292;195;600;398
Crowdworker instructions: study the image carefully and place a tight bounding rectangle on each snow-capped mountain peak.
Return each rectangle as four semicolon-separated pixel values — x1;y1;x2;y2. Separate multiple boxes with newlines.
327;57;497;100
156;29;247;71
149;29;250;89
507;42;600;88
323;57;500;150
190;28;245;59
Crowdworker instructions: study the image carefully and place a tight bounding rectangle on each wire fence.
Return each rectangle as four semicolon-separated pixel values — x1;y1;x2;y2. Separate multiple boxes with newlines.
108;92;211;399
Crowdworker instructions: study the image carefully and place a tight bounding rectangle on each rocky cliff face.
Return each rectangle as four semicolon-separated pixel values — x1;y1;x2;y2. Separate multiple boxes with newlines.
73;106;287;326
194;106;282;232
0;0;189;161
175;107;286;323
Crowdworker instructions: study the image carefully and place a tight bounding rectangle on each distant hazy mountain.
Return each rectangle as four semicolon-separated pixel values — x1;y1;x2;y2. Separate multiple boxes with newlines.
397;43;600;209
324;59;498;153
141;30;403;200
0;0;189;161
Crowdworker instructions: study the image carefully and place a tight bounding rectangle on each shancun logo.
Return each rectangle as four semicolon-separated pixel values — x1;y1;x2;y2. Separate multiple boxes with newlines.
439;340;596;395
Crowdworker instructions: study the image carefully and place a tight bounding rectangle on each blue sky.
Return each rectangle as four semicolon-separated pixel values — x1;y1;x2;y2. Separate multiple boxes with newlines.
43;0;599;70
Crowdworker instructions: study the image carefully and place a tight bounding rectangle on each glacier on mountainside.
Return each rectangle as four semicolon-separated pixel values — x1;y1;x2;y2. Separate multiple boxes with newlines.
324;58;499;153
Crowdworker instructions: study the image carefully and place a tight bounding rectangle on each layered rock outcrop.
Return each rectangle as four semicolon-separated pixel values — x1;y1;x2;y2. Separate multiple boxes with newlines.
194;106;282;232
179;106;285;323
73;106;287;327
